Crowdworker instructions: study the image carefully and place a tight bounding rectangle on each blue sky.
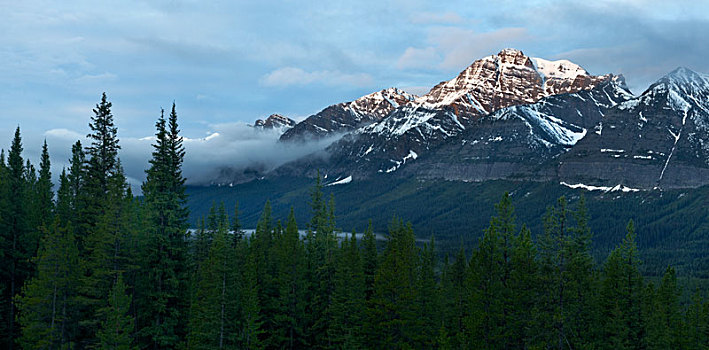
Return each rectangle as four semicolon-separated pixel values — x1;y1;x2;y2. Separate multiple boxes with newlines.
1;0;707;185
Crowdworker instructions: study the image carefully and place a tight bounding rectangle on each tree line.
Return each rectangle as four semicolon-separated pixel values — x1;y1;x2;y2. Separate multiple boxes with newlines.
1;93;709;349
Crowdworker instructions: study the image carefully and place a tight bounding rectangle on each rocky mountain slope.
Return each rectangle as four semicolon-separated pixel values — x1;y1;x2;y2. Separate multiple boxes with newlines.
558;67;709;189
254;114;296;131
279;88;416;141
255;50;709;190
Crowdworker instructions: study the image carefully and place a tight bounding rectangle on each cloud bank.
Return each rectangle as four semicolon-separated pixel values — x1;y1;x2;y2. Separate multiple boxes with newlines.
34;123;339;192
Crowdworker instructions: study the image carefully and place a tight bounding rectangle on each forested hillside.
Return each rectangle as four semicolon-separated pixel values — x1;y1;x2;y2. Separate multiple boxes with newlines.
2;94;709;349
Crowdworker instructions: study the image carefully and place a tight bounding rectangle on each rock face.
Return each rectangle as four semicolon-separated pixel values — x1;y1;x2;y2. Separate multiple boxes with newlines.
406;76;633;182
417;48;612;119
558;67;709;189
296;49;617;178
254;114;296;131
249;49;709;190
279;88;416;142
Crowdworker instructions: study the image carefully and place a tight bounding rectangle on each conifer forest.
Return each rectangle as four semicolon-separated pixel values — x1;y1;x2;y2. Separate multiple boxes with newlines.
3;93;709;350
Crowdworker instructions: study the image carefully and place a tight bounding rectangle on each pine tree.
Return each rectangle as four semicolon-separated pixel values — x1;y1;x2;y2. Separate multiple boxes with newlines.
17;218;80;349
85;92;120;197
599;220;645;350
367;218;419;348
413;236;440;348
508;224;538;348
304;173;339;348
98;275;135;350
231;201;244;244
465;192;515;348
646;266;683;349
361;220;377;301
440;246;468;348
272;208;307;349
36;139;54;227
241;244;264;349
1;127;29;349
684;290;709;349
329;230;366;348
187;217;238;349
138;105;190;349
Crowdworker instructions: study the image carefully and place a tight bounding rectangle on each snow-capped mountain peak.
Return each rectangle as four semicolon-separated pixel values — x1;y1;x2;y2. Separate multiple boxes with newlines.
348;87;417;119
531;57;589;81
416;49;612;119
254;114;296;131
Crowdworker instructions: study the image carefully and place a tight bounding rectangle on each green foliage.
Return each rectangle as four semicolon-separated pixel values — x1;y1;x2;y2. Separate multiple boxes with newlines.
98;275;135;350
136;105;190;349
17;218;79;349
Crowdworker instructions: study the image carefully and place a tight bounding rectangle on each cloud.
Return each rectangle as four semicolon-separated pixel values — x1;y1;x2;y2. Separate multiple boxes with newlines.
36;122;341;190
396;47;440;70
260;67;373;88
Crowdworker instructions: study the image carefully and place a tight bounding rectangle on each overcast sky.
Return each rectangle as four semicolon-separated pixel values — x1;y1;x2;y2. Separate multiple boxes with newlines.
1;0;707;185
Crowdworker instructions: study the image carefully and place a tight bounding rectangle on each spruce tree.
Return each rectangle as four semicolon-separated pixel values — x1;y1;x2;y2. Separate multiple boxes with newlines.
98;275;135;350
273;208;307;349
187;217;238;349
36;139;54;227
599;220;645;350
17;218;80;349
1;127;28;349
138;105;189;349
465;192;515;348
646;266;683;349
367;219;419;348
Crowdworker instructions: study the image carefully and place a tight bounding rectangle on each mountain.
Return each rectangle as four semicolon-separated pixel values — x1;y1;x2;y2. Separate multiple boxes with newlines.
254;113;296;131
279;87;416;141
404;75;633;182
558;67;709;189
273;49;623;179
416;48;612;118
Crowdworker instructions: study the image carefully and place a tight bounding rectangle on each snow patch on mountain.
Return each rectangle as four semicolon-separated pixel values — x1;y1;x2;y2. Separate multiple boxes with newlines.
560;182;641;193
327;175;352;186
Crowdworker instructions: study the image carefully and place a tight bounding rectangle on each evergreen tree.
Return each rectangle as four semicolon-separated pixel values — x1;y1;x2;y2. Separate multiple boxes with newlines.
413;236;440;348
1;127;29;349
646;266;683;349
508;224;538;348
138;105;190;349
361;220;377;301
367;219;419;348
187;217;238;349
465;192;515;348
272;208;307;349
98;275;135;350
440;246;468;348
36;140;54;227
17;218;80;349
240;244;264;349
231;201;244;244
329;231;366;348
599;220;645;350
684;290;709;349
304;173;338;348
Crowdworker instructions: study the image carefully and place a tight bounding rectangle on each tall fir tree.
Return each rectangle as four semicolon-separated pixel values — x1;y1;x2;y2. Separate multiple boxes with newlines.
1;127;30;350
17;218;80;349
599;220;645;350
187;216;238;349
36;140;54;227
367;218;419;348
98;275;135;350
272;208;307;349
138;105;189;349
